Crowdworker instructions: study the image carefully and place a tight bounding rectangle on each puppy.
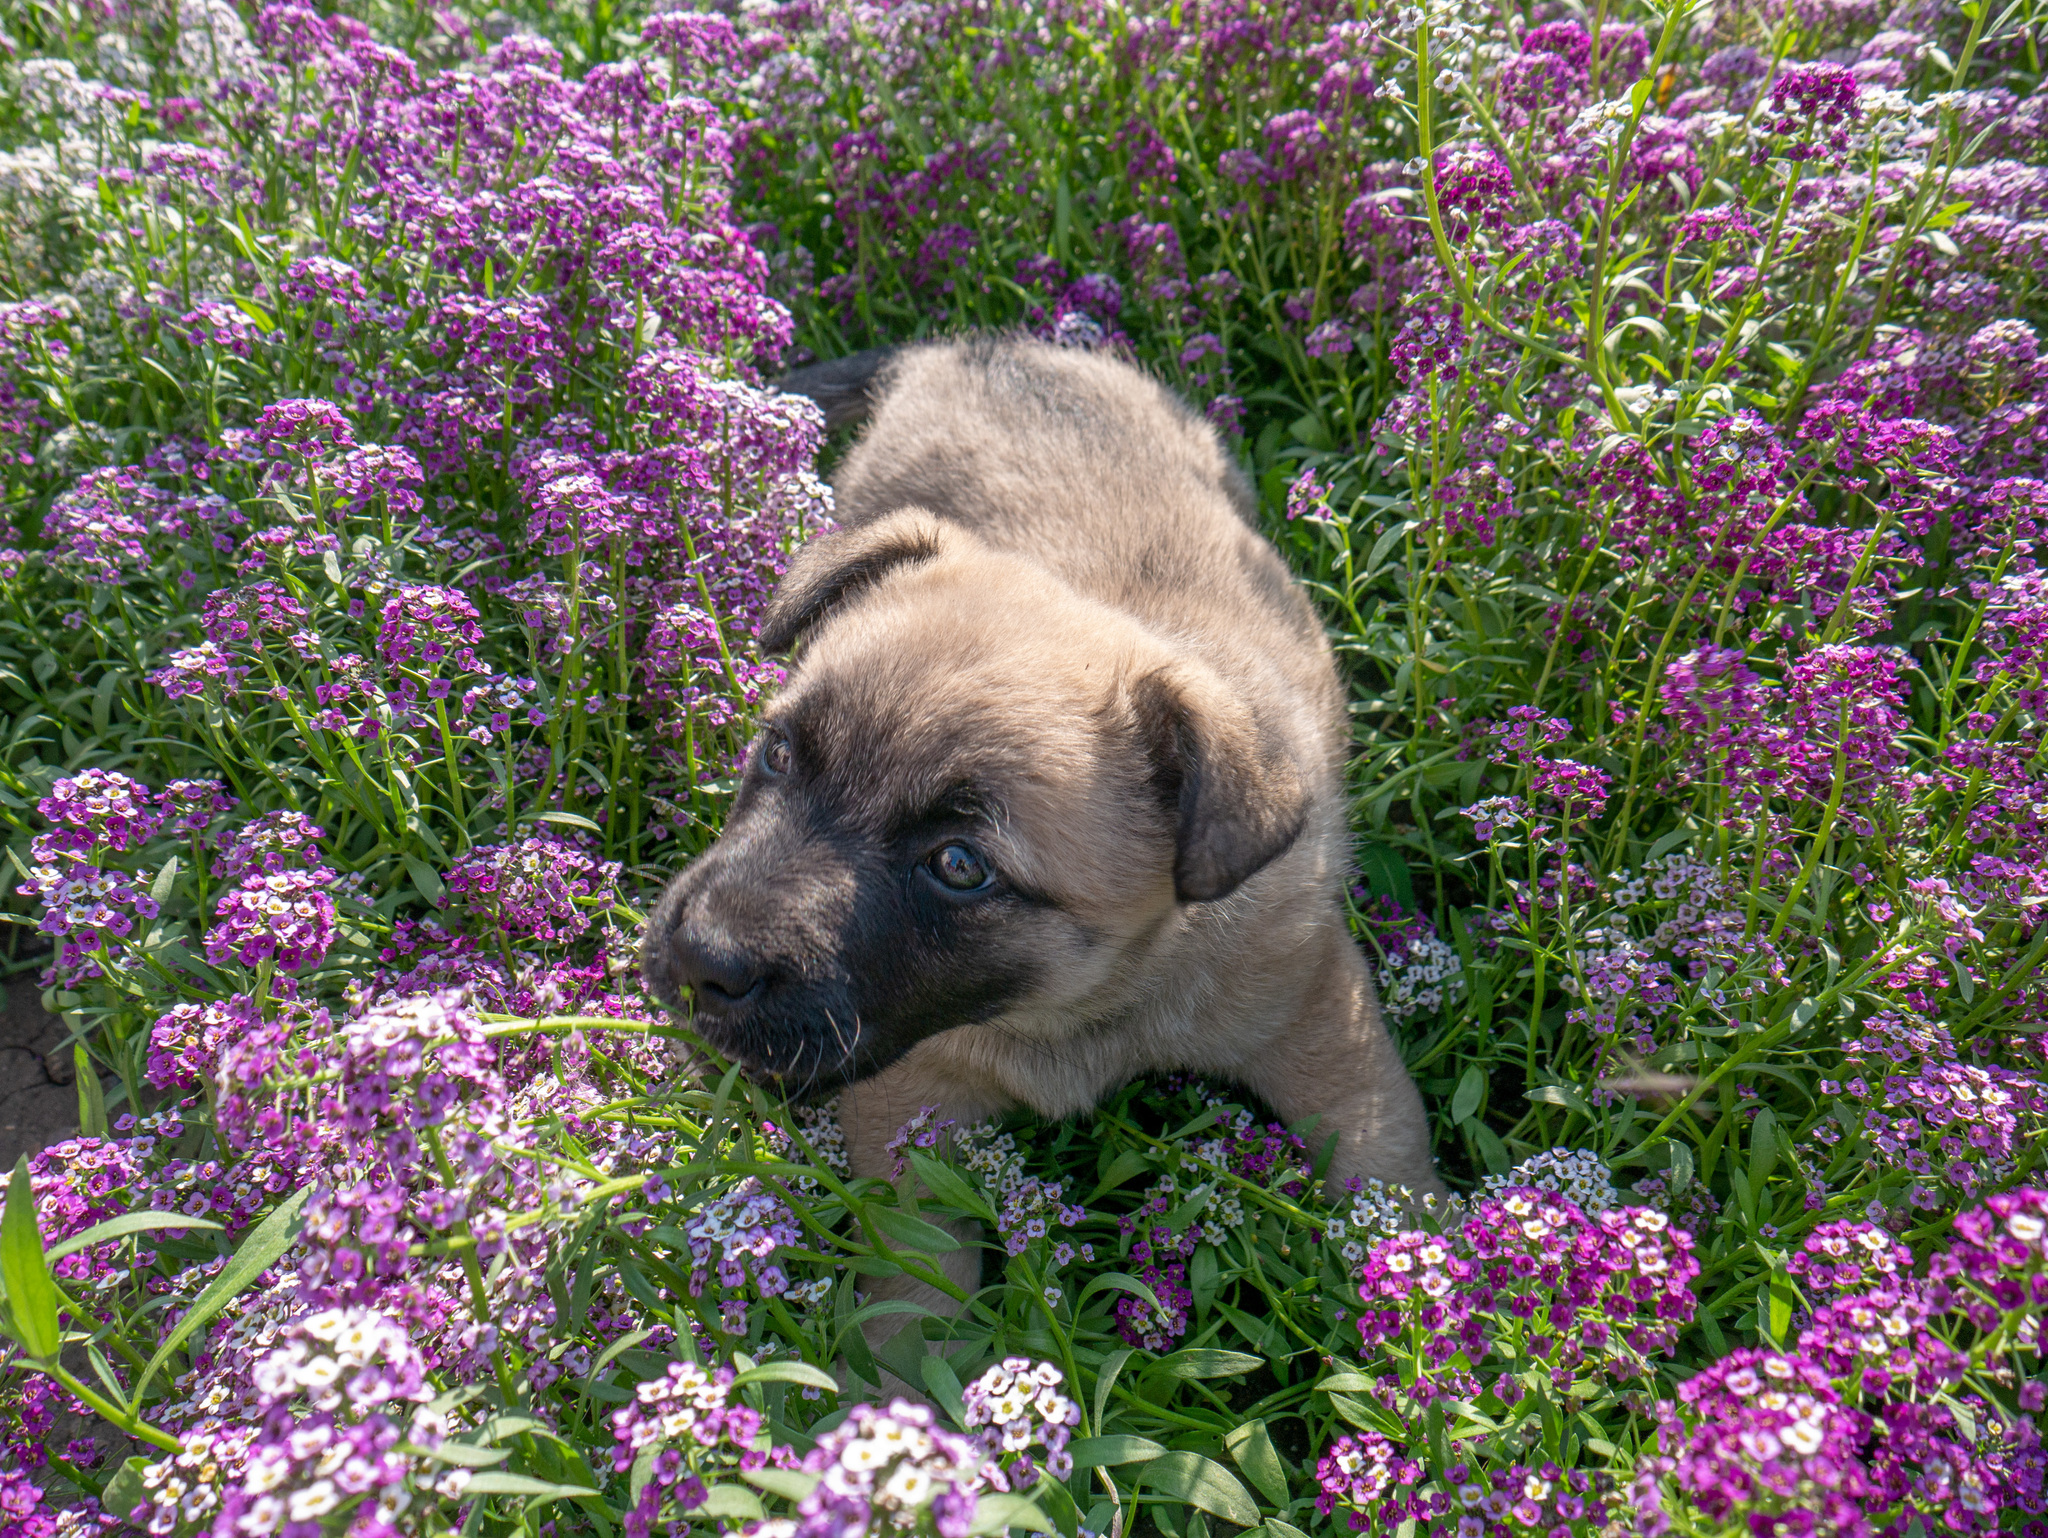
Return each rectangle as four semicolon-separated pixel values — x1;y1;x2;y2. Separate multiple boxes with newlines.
640;336;1440;1314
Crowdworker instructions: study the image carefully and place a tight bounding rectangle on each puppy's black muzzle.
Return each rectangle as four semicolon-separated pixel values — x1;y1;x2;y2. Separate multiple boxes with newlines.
638;816;885;1091
663;922;768;1013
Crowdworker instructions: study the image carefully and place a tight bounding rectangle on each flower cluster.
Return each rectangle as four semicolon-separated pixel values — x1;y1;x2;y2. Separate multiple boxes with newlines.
679;1178;804;1336
961;1358;1079;1488
955;1125;1089;1268
1352;1190;1699;1400
127;1308;437;1538
1788;1220;1914;1299
609;1361;766;1538
144;994;260;1093
1478;1149;1616;1213
783;1400;988;1538
206;866;336;973
211;809;326;882
441;833;620;944
1314;1431;1434;1533
1639;1187;2048;1534
1356;896;1467;1022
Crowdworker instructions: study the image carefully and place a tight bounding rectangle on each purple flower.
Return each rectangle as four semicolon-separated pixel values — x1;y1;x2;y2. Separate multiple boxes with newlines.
1263;110;1334;180
961;1358;1078;1486
41;467;181;585
1759;62;1862;163
214;809;328;883
253;397;357;459
440;833;619;944
206;867;337;973
795;1400;987;1538
145;995;262;1091
1304;319;1354;359
1433;143;1514;237
36;767;165;857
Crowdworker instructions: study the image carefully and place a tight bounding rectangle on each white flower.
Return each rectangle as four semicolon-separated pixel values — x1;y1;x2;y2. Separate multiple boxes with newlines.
1783;1417;1825;1455
286;1482;340;1521
297;1355;343;1389
881;1463;934;1507
841;1438;890;1473
240;1494;287;1534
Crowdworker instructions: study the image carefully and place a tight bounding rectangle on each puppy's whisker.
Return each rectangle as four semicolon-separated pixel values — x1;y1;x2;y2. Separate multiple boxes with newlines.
824;1008;852;1063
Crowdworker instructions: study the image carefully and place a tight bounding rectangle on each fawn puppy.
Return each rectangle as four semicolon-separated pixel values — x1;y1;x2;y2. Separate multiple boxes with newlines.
640;335;1440;1314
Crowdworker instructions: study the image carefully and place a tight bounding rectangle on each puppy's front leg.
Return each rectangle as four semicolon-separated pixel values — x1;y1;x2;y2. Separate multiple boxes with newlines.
1242;924;1445;1197
837;1065;998;1370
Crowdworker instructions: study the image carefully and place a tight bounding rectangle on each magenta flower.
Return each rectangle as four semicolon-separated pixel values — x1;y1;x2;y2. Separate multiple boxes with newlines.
206;867;337;973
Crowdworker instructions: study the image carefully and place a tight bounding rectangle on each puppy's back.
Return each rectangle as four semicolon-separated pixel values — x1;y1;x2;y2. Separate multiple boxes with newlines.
813;338;1332;717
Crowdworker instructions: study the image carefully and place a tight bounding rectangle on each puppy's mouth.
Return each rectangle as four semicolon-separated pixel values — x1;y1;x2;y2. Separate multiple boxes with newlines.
656;984;899;1097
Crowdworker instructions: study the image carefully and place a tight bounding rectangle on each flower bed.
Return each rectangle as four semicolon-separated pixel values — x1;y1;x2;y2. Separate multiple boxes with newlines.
2;1;2047;1536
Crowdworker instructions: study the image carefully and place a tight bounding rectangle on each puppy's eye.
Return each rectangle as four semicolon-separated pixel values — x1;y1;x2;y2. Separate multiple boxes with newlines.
759;729;792;777
927;842;991;891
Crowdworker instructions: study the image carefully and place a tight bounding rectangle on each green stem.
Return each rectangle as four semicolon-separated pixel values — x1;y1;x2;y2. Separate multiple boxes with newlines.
38;1362;181;1454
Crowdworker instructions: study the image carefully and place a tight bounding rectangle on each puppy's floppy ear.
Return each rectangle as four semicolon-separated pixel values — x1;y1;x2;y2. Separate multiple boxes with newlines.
757;509;950;655
1131;661;1309;903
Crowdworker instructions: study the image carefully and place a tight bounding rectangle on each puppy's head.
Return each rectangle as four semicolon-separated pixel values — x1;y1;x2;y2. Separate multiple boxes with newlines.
639;509;1308;1092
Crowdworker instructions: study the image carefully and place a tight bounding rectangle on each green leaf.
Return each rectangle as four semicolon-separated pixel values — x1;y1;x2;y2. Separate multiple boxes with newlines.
1470;1121;1510;1174
1366;519;1416;574
1315;1373;1381;1394
49;1211;223;1262
1161;1107;1228;1144
1327;1393;1404;1438
1143;1452;1261;1528
582;1327;652;1383
742;1468;822;1502
1070;1435;1166;1469
423;1442;513;1468
630;1445;659;1505
1766;1259;1795;1347
907;1150;998;1224
1262;1522;1313;1538
692;1485;766;1521
149;855;180;905
1525;1083;1589;1115
1450;1064;1485;1125
460;1472;598;1499
129;1186;309;1410
404;853;446;906
1077;1272;1163;1314
1153;1349;1263;1381
536;811;603;833
1087;1148;1155;1202
732;1360;840;1393
1667;1137;1696;1194
1223;1422;1290;1508
228;295;275;331
920;1353;968;1429
1160;1183;1216;1233
1937;1392;1977;1443
1748;1106;1781;1195
968;1493;1056;1536
1189;1243;1219;1321
867;1204;963;1253
76;1045;107;1139
0;1157;60;1361
1091;1347;1133;1432
99;1457;151;1524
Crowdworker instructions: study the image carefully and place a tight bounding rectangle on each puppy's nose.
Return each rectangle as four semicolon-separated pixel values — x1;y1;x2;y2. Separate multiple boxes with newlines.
666;925;767;1011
